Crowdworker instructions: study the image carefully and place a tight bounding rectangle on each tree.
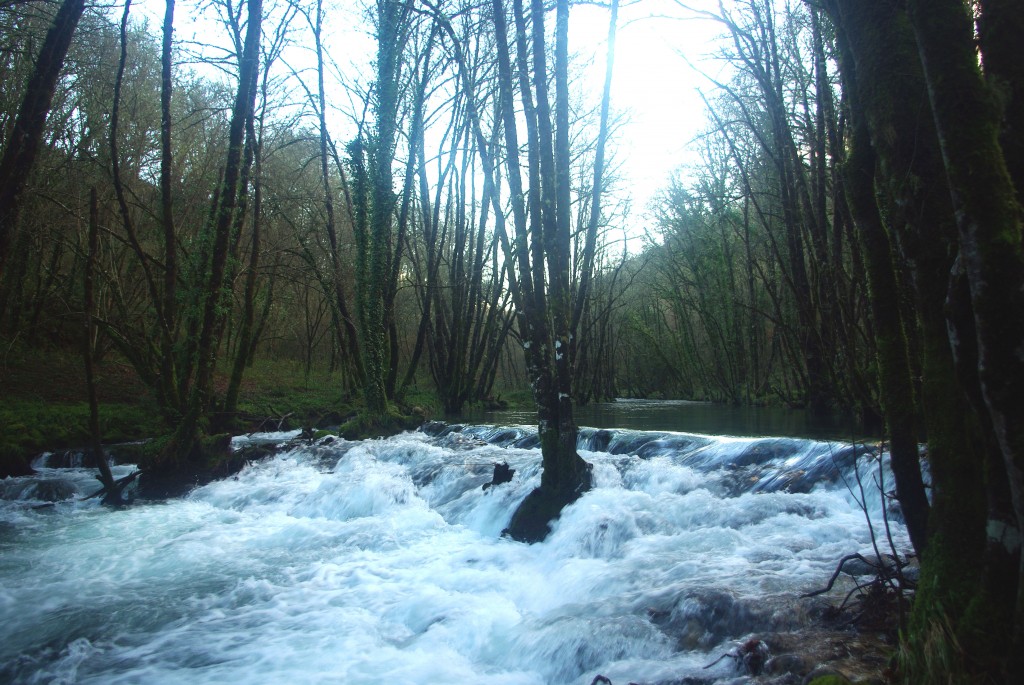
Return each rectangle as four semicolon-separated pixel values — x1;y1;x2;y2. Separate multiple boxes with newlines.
347;0;415;419
906;0;1024;676
165;0;263;459
821;0;1024;679
425;0;622;540
0;0;87;280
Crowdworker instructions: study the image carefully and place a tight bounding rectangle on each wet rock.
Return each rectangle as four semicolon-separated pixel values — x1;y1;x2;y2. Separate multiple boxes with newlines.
579;428;614;452
766;653;813;677
650;589;780;649
637;436;706;460
838;553;911;579
487;428;523;447
512;433;541;449
596;430;671;455
436;431;488;451
740;638;770;675
735;439;804;467
32;450;88;469
759;630;890;685
419;420;451;437
137;434;245;499
482;461;515;490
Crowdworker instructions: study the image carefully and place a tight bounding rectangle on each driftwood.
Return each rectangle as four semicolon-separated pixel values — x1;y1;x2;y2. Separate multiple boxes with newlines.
703;637;770;675
802;552;912;599
83;469;140;505
251;409;294;433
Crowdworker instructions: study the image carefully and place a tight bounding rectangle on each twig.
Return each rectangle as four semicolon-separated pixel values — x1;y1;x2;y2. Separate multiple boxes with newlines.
801;552;873;597
82;469;140;502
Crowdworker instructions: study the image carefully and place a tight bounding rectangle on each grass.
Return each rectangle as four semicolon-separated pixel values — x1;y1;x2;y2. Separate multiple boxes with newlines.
0;344;400;475
0;400;166;470
0;338;535;476
230;358;358;430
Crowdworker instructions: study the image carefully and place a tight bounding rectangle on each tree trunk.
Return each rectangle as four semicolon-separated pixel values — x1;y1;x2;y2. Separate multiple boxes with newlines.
833;18;929;557
84;188;118;502
823;0;1016;678
502;0;592;543
0;0;86;280
168;0;262;460
907;0;1024;675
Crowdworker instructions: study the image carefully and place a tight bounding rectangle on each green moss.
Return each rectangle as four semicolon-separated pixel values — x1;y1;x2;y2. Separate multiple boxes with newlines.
807;677;852;685
400;387;442;416
339;404;423;440
0;400;167;475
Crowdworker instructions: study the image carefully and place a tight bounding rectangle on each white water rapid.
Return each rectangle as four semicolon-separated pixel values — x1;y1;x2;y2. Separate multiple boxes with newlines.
0;424;908;684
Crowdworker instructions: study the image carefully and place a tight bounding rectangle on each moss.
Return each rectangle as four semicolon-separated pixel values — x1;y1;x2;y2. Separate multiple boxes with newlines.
399;387;442;417
0;400;167;476
807;677;852;685
339;404;423;440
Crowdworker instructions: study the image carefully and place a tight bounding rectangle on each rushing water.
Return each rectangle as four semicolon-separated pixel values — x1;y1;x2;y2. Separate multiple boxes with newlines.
0;416;906;684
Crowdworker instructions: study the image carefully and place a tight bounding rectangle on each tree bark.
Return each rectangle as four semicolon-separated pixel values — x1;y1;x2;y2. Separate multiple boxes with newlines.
907;0;1024;673
168;0;262;459
84;188;118;502
835;30;929;556
0;0;86;279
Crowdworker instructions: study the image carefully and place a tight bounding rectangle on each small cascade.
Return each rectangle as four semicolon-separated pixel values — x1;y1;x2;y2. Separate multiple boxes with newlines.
0;422;908;685
31;450;90;469
433;422;880;497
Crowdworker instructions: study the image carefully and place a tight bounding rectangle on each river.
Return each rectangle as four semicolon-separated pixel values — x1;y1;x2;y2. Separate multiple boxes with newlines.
0;402;904;684
478;398;871;441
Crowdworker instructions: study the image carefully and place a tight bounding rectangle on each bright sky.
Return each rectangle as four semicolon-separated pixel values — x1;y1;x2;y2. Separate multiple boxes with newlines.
569;0;724;226
140;0;727;236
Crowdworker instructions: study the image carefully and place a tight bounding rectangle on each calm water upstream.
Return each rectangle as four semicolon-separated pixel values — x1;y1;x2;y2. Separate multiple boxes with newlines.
477;399;870;441
0;403;902;684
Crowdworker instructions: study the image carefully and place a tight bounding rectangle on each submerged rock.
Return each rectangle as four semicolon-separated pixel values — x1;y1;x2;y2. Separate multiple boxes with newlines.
649;589;790;650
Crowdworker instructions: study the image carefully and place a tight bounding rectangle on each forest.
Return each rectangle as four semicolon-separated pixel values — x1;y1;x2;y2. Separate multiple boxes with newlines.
1;0;1023;682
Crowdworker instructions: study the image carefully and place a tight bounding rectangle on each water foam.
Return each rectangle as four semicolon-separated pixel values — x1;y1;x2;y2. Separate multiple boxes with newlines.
0;427;907;684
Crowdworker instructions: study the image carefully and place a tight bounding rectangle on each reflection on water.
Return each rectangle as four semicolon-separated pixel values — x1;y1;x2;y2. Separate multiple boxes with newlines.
476;399;871;441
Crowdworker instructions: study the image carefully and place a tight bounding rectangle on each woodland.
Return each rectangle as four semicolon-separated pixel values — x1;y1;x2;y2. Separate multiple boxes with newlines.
1;0;1024;682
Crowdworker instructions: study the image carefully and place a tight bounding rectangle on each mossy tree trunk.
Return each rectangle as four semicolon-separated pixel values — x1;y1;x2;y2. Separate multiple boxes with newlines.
834;31;929;556
494;0;595;542
823;0;1023;678
166;0;262;461
906;0;1024;676
0;0;86;280
352;0;413;419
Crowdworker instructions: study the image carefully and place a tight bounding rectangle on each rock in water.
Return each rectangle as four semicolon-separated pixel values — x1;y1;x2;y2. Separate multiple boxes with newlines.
482;461;515;490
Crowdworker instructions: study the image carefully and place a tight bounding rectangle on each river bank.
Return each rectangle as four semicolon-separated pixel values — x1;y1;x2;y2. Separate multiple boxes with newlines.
0;344;440;478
